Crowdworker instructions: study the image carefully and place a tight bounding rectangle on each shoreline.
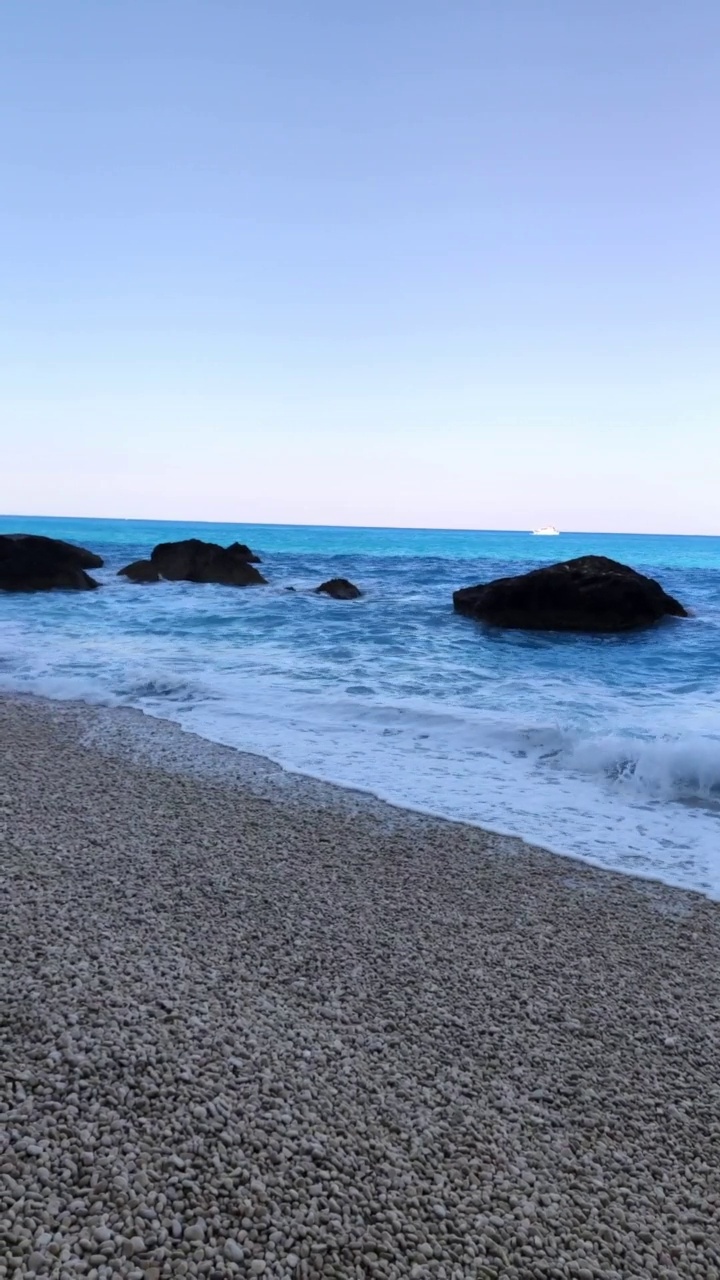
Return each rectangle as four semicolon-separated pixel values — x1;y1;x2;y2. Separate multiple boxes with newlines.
4;689;717;903
3;693;719;1279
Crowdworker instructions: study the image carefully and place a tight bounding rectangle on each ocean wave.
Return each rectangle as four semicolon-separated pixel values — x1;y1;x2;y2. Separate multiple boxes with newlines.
118;675;219;704
561;732;720;804
275;697;720;806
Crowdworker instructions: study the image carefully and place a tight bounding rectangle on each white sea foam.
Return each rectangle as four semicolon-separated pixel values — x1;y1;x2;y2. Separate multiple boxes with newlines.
563;732;720;803
9;657;716;894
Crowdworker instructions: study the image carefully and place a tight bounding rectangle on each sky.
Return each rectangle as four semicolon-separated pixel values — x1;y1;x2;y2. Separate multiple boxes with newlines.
1;1;718;533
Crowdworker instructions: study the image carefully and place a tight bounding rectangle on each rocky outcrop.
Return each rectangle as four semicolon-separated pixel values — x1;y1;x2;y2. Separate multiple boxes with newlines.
118;559;161;583
0;534;101;592
315;578;363;600
148;539;266;586
0;533;102;568
227;542;261;564
453;556;687;633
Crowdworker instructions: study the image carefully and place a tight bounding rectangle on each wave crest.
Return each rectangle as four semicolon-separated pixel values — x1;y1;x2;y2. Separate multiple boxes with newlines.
558;732;720;804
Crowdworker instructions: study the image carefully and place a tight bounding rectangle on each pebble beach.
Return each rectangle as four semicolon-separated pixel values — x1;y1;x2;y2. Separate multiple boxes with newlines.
2;694;719;1280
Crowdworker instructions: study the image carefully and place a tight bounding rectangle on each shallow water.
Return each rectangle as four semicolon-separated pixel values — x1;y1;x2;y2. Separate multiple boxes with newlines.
2;515;719;896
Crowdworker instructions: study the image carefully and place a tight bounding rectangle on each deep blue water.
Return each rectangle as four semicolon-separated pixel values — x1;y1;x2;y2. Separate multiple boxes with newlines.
2;515;719;896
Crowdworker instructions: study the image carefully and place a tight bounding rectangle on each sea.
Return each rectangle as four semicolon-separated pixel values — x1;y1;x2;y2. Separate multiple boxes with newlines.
1;516;719;898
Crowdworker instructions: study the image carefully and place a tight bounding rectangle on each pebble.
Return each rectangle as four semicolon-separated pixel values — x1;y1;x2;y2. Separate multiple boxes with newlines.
183;1222;206;1243
2;697;719;1280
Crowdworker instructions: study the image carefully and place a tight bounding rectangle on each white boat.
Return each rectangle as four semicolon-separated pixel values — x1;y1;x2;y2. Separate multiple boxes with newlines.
532;525;560;536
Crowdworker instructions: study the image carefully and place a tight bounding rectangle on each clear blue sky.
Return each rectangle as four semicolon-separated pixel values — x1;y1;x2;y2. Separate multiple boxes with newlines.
2;1;718;532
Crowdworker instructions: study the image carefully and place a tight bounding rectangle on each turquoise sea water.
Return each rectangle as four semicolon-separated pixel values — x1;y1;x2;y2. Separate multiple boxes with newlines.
2;515;719;896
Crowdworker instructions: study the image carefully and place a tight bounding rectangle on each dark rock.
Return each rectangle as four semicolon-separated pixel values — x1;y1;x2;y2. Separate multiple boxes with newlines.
315;578;363;600
118;559;161;583
62;542;102;569
453;556;687;633
0;534;101;592
149;538;266;586
0;533;102;568
226;541;261;564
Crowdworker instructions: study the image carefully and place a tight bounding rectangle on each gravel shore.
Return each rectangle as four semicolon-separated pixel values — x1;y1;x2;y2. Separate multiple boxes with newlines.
2;696;719;1280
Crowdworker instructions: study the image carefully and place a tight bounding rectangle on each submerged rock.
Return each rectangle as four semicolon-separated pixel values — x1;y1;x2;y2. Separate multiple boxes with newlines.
149;539;266;586
315;578;363;600
453;555;687;633
118;559;161;583
0;534;101;592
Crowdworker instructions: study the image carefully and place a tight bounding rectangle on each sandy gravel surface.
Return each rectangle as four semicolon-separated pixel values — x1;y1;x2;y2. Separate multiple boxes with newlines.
1;696;719;1280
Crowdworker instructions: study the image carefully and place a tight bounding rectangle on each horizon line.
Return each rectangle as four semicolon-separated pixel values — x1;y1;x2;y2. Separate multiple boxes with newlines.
1;513;718;539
